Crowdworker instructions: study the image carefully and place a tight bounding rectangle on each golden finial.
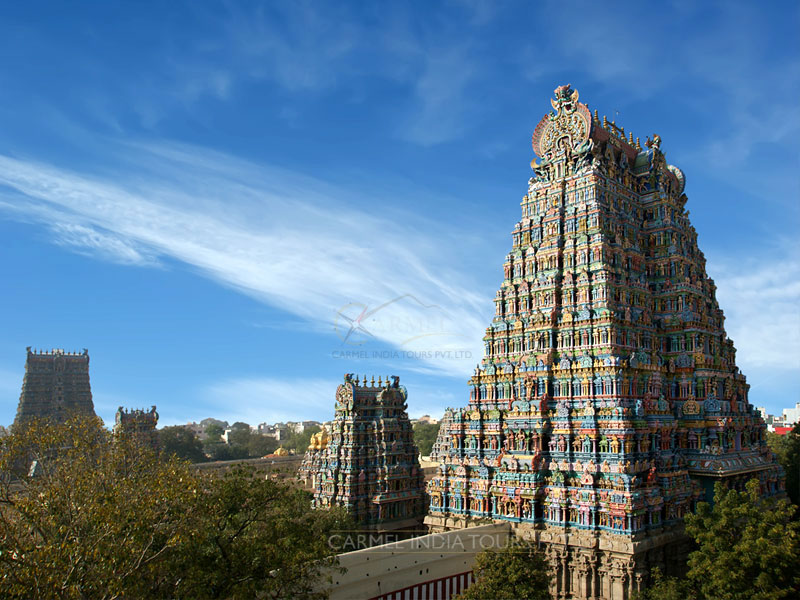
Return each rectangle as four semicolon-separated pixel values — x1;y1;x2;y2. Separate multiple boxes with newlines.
370;375;375;387
636;137;641;150
602;115;608;128
377;376;383;387
593;109;599;121
629;132;634;144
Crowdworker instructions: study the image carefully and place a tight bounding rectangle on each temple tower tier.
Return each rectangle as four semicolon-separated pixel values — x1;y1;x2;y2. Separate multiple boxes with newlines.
424;85;784;599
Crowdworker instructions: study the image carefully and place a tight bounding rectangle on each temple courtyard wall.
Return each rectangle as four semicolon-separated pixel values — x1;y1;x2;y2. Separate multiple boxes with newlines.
321;523;511;600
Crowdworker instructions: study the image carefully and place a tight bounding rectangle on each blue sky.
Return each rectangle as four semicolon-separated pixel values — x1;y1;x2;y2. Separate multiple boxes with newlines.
0;1;798;427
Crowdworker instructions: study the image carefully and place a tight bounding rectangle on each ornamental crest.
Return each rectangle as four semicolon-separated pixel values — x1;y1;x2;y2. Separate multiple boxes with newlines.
336;383;353;410
683;399;701;415
531;84;592;159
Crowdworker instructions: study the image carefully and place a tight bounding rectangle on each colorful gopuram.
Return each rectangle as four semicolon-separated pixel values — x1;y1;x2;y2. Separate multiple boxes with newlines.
312;375;425;531
298;426;329;487
424;85;783;599
429;408;455;463
13;347;96;428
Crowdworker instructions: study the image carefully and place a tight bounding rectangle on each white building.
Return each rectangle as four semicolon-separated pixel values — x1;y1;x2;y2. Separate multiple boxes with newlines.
782;402;800;426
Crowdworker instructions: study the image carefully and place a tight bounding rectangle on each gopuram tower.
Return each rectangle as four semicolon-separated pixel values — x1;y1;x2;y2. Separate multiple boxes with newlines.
113;406;159;450
313;375;425;533
424;85;783;599
13;347;96;428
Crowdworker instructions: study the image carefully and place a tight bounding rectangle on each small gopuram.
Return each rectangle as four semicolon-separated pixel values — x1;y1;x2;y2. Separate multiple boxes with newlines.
13;347;96;428
312;375;425;531
113;406;159;449
429;408;455;463
425;85;783;599
298;426;329;487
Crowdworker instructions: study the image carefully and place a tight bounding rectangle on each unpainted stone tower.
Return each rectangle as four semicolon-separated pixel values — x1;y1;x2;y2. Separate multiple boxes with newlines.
13;347;96;428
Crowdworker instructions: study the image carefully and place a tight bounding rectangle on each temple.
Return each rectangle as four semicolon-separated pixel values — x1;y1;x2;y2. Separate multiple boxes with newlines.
424;85;783;599
13;347;96;428
113;406;159;450
298;426;329;488
430;408;455;463
311;375;425;532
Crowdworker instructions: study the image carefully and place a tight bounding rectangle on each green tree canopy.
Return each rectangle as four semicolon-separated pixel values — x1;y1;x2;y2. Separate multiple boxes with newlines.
227;425;252;448
454;540;551;600
641;479;800;600
412;422;439;456
0;416;353;599
159;425;207;463
248;433;279;457
283;426;321;452
767;425;800;507
204;423;225;442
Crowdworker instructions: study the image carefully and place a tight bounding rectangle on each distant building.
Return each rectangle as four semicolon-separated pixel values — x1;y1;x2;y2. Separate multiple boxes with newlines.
184;422;204;438
412;415;439;425
13;347;96;428
256;422;289;441
286;420;321;434
114;406;159;450
782;402;800;425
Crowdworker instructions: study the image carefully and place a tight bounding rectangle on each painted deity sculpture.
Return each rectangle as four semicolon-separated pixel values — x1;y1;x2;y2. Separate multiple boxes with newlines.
425;85;784;599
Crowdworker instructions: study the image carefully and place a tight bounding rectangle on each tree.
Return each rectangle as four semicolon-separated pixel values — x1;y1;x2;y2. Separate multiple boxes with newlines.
227;426;252;449
642;479;800;600
170;466;352;599
204;440;248;462
454;540;551;600
159;425;207;463
412;422;439;456
684;479;799;600
205;423;224;442
0;416;196;598
284;426;321;453
637;568;696;600
767;424;800;507
248;434;279;457
0;416;353;599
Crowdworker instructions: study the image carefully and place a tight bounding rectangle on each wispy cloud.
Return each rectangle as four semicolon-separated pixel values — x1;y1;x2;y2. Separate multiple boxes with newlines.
0;143;487;377
708;246;800;374
198;376;340;425
398;43;481;146
194;375;463;425
49;222;161;267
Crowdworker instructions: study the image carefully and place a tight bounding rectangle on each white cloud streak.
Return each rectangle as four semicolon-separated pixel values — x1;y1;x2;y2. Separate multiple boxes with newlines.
0;144;488;377
194;376;340;426
709;250;800;373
